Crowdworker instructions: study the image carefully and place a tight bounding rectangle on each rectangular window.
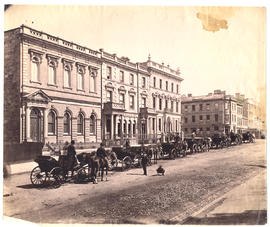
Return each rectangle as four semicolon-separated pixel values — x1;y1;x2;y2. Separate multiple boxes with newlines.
165;100;168;109
119;94;125;105
206;127;210;131
106;91;112;102
77;73;84;90
107;66;112;79
184;128;188;132
31;61;39;82
207;115;210;120
185;105;188;111
160;79;162;89
166;81;168;91
206;104;210;110
171;101;174;111
176;102;179;112
152;118;155;131
130;95;134;109
120;71;124;82
214;126;219;131
200;104;203;111
153;97;156;109
159;118;162;131
171;83;174;92
48;65;56;85
64;69;70;88
200;115;203;121
130;74;134;85
215;114;218;122
153;77;156;87
142;97;146;108
142;77;146;88
184;117;188;123
192;105;195;111
90;73;96;92
159;98;162;110
192;116;195;122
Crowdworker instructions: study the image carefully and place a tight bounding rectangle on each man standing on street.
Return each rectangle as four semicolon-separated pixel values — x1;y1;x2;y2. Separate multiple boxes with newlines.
141;151;148;176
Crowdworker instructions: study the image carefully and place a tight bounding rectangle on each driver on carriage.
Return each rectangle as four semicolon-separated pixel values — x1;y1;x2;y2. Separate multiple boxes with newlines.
97;143;107;159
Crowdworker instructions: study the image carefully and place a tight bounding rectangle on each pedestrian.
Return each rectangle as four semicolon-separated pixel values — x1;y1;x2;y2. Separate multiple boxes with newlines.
67;140;78;177
141;152;148;176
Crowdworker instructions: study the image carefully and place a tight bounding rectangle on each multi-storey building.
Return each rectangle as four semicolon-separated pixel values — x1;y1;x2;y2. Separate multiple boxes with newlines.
4;25;102;162
4;25;183;162
181;90;244;136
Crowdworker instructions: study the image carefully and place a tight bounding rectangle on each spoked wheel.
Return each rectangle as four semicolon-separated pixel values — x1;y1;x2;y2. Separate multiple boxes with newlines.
75;166;88;183
49;167;65;186
30;166;47;186
123;156;132;170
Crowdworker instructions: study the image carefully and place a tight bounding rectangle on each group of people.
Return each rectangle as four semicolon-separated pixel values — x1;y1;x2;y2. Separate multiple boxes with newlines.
59;139;163;178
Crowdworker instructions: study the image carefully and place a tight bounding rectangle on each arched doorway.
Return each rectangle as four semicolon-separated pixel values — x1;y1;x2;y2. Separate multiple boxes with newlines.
30;108;41;142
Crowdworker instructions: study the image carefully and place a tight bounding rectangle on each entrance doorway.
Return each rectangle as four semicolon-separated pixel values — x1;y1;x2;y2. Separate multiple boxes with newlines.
30;108;41;142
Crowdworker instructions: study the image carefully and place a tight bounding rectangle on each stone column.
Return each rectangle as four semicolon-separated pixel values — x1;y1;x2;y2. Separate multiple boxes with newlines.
111;114;114;140
26;106;31;141
43;108;49;142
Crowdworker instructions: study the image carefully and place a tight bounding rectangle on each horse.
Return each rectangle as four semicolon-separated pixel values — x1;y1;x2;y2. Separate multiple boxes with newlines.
77;152;109;184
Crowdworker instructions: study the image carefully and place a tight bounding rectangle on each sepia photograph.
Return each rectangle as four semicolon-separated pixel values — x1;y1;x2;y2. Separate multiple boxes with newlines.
2;2;267;225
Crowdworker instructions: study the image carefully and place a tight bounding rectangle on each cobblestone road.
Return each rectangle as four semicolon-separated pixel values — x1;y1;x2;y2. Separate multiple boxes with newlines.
3;140;266;224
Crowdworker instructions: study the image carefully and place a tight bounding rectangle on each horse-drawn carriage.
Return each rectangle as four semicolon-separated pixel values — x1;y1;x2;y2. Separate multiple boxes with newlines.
230;133;242;145
161;140;187;159
30;155;89;187
242;132;255;143
112;144;152;170
184;137;210;154
211;134;230;149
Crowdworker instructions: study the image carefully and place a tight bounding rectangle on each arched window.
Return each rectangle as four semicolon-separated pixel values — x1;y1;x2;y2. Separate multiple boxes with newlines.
31;57;39;82
90;114;96;135
63;65;71;88
48;61;56;85
77;113;84;134
48;111;56;135
64;113;71;135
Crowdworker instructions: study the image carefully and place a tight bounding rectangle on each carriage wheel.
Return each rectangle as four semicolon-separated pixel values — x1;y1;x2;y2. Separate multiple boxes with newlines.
75;167;88;183
123;156;132;169
50;167;65;184
30;166;47;186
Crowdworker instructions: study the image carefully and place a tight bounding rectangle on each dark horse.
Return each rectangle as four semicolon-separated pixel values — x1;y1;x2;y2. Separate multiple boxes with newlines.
77;152;109;184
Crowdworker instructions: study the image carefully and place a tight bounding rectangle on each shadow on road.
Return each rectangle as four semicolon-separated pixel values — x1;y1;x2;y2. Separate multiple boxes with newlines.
244;164;266;169
182;209;267;225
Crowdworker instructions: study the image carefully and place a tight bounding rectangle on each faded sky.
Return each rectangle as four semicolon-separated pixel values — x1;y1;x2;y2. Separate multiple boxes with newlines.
4;5;266;102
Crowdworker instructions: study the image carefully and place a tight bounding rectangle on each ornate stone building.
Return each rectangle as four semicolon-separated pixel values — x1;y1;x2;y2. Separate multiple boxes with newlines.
4;25;183;161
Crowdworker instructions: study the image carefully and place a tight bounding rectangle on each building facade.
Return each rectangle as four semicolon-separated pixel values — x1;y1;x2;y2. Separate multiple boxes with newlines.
4;25;183;161
181;90;244;136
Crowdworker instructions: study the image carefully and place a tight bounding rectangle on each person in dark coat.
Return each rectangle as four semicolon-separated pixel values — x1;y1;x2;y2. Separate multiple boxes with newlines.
141;152;148;176
66;140;78;176
97;143;106;158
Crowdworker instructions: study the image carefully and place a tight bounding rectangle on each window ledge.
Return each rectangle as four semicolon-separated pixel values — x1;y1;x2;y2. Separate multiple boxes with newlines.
63;86;72;90
77;89;85;92
30;80;42;85
47;83;58;88
48;133;55;136
63;133;70;136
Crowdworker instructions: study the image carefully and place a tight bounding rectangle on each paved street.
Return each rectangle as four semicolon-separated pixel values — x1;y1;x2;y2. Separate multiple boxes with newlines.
3;140;266;225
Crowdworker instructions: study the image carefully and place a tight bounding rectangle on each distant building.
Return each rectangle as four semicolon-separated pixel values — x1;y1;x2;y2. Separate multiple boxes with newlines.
181;90;244;136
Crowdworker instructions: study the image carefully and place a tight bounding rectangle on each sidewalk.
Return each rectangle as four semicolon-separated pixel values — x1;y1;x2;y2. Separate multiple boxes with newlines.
183;169;267;225
6;148;97;176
